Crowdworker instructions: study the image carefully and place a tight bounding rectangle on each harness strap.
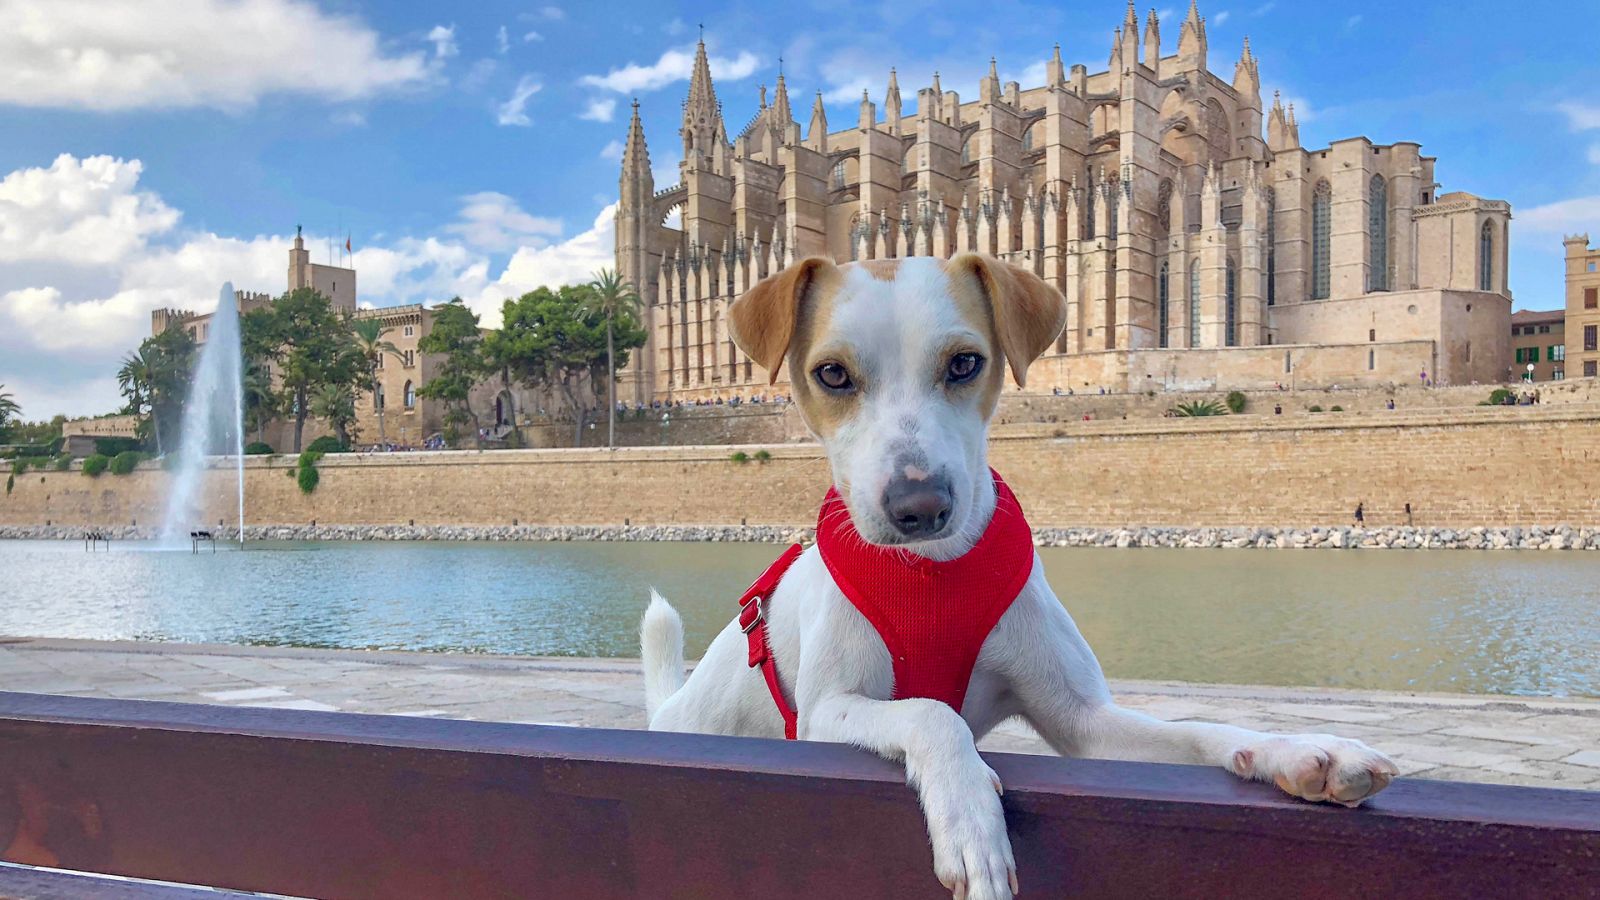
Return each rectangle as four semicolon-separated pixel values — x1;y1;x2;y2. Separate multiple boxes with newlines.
738;543;806;740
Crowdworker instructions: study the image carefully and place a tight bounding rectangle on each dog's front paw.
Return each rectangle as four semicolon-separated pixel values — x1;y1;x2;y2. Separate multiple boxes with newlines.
1230;734;1398;806
922;759;1017;900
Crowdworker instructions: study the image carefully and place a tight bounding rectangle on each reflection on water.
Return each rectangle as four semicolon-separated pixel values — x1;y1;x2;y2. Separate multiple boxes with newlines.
1;540;1595;697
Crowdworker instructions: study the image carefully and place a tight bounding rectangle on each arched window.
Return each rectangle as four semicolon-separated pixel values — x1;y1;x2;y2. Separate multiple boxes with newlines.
1479;221;1494;291
1312;180;1332;299
1369;175;1388;291
1085;183;1096;239
374;384;385;410
403;380;415;409
1158;260;1170;348
1021;123;1036;152
1225;257;1238;347
960;138;973;165
1188;259;1201;347
831;160;847;190
1265;187;1276;306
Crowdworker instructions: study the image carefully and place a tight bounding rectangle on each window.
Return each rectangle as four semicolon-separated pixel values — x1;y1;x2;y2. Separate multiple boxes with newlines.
1586;287;1597;309
403;349;415;367
1587;361;1598;378
1589;262;1596;272
1224;257;1238;347
832;160;847;190
1021;124;1035;152
1188;260;1201;347
374;384;385;410
1368;175;1388;291
1085;182;1096;239
1587;325;1598;352
1158;261;1170;348
1368;349;1375;370
1369;329;1376;342
403;380;416;409
1478;221;1494;291
1550;345;1565;362
404;324;415;337
960;138;972;165
1312;180;1332;299
1265;188;1276;306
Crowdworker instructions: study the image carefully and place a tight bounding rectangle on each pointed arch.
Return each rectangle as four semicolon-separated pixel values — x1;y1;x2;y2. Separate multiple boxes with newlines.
1311;179;1332;299
1479;220;1495;291
1369;174;1388;291
1158;259;1171;348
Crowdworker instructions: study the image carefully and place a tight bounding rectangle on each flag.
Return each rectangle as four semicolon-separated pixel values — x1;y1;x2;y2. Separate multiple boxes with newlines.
345;235;352;254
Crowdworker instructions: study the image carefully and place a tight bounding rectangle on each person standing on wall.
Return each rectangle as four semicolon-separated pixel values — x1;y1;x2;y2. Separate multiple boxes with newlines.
1354;502;1366;528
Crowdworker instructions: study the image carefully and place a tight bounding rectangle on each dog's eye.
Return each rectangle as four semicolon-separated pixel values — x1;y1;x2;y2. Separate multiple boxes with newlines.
946;352;984;384
813;362;855;393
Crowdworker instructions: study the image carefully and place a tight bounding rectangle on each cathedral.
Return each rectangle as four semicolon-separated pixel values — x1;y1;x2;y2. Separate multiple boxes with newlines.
614;1;1514;403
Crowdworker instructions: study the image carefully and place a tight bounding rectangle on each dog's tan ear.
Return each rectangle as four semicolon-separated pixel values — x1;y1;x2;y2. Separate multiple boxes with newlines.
728;256;835;384
949;253;1066;387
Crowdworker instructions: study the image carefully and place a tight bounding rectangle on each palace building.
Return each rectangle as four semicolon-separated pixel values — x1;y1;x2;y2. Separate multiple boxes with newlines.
613;2;1514;402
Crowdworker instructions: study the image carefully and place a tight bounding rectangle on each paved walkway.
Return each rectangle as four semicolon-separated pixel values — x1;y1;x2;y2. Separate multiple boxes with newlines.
2;637;1597;791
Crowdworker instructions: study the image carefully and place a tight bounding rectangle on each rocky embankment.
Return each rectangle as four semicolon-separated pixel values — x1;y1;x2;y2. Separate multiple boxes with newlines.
4;523;1599;549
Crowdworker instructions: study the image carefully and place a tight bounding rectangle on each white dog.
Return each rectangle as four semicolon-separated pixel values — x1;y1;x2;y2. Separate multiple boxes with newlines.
642;254;1397;900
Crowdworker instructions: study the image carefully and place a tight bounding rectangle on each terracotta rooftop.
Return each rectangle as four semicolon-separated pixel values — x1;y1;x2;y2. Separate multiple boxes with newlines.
1510;309;1564;327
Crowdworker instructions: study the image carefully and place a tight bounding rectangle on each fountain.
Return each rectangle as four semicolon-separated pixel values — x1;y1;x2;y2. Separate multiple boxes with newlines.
160;283;246;547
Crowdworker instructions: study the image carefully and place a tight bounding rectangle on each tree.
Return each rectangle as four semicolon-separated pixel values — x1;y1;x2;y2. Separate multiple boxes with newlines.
243;289;365;452
350;317;401;447
416;299;488;447
118;327;196;455
311;383;358;448
241;359;278;446
585;268;643;449
0;385;19;439
495;284;646;447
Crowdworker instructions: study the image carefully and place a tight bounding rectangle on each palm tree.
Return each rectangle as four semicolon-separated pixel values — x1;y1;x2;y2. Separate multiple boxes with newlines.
311;383;358;449
242;361;277;446
350;317;401;448
584;268;642;449
116;348;159;453
0;384;20;436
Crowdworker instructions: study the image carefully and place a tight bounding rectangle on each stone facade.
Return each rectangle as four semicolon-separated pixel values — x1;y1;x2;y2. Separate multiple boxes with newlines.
1511;309;1565;382
614;3;1514;401
6;408;1597;531
1564;234;1600;380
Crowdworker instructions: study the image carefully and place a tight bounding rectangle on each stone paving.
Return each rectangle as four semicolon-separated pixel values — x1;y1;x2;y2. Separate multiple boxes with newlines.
1;637;1597;791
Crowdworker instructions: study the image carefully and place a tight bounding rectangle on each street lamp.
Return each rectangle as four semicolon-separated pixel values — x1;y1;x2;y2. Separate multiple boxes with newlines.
1527;362;1535;383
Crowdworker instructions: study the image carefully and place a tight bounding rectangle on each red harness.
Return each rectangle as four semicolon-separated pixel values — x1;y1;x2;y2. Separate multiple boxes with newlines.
738;470;1035;740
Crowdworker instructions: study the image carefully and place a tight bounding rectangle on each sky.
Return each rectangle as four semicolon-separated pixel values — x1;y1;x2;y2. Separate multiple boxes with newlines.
2;0;1599;419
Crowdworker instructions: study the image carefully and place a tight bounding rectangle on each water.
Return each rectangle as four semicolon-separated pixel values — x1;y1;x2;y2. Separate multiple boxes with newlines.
2;540;1596;698
160;283;244;546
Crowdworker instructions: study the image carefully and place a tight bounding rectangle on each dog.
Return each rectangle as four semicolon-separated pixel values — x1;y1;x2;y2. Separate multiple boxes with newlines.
641;253;1397;900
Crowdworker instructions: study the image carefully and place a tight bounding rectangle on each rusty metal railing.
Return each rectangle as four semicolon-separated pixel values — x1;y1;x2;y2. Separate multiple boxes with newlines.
1;691;1597;899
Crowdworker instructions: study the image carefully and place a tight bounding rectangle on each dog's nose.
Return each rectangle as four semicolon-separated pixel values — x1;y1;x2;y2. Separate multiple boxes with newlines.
882;475;953;538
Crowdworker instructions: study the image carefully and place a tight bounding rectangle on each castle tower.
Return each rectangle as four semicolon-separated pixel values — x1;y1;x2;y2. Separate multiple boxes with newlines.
288;225;310;291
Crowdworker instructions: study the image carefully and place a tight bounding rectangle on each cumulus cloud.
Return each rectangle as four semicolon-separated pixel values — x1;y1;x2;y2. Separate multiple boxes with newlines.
1515;196;1600;236
0;0;432;112
426;24;458;59
580;45;759;93
496;75;542;126
579;98;617;122
1556;101;1600;131
523;30;544;42
0;153;616;417
444;192;562;253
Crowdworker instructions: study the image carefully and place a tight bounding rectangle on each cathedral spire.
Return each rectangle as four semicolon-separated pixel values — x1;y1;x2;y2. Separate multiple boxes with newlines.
858;88;875;130
621;98;651;178
773;68;792;127
1232;36;1260;102
1178;0;1207;71
682;36;724;168
1109;27;1123;72
684;36;720;125
1144;8;1162;69
1120;0;1140;65
807;90;828;151
885;67;902;135
1046;43;1065;88
981;57;1000;104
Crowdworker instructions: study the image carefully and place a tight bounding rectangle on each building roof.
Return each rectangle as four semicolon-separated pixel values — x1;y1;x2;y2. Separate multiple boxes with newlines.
1510;309;1564;327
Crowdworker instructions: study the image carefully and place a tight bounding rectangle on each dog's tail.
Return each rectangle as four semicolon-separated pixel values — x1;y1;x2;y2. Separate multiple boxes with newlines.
640;589;687;722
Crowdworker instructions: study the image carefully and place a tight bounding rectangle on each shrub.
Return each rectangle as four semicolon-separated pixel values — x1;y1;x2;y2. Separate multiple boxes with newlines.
296;463;320;494
753;449;772;462
1488;388;1514;406
54;455;71;471
94;437;143;457
304;436;346;455
297;449;324;470
1173;400;1228;417
1225;391;1247;414
81;454;110;477
730;451;750;464
109;450;146;475
1308;405;1324;413
1330;405;1344;412
244;442;274;455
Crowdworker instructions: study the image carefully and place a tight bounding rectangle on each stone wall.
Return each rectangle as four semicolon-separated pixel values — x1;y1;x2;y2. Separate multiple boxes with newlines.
4;407;1596;531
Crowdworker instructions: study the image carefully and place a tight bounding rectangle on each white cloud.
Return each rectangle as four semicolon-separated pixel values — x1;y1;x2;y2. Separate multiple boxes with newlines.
539;6;565;20
444;191;562;253
496;75;542;126
460;58;500;92
523;30;544;42
579;45;759;93
1555;101;1600;131
496;25;510;54
1516;196;1600;236
0;0;432;112
331;109;367;127
1344;14;1363;30
599;140;625;161
0;154;179;265
579;98;617;122
427;24;458;59
664;18;688;36
0;153;616;417
1212;10;1231;26
1589;143;1600;166
1250;2;1276;14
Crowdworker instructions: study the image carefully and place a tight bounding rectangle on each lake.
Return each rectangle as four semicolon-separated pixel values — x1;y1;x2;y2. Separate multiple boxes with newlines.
2;539;1595;698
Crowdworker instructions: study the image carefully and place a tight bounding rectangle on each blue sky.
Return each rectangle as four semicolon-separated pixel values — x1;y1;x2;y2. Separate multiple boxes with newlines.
2;0;1599;417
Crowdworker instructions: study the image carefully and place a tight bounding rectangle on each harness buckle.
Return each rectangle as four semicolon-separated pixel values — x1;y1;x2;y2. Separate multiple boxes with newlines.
739;594;764;633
